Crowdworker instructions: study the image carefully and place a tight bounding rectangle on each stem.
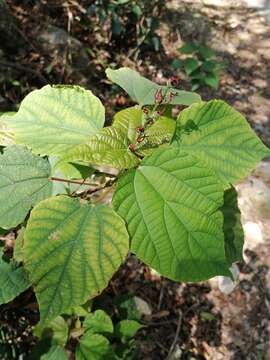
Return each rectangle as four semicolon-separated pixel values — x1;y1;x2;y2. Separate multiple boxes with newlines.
50;177;95;186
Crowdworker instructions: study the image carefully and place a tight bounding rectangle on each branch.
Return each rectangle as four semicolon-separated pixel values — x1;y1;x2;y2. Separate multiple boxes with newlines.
50;177;95;186
166;310;183;360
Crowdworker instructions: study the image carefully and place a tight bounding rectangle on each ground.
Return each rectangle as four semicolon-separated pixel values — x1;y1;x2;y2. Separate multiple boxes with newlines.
0;0;270;359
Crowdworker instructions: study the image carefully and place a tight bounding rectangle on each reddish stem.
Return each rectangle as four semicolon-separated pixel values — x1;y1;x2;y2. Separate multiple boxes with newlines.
50;177;94;186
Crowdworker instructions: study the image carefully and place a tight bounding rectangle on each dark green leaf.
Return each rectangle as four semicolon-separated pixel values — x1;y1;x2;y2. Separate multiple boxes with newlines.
178;42;197;54
221;187;244;265
184;58;200;76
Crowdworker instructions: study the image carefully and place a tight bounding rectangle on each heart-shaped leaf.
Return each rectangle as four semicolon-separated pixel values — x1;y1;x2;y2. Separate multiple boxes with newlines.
24;196;129;324
9;85;105;156
106;67;201;106
174;100;270;187
0;146;52;229
113;147;230;282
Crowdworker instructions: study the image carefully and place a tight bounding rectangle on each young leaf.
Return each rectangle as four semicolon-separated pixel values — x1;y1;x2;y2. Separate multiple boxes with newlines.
135;117;176;156
84;310;113;334
75;333;110;360
106;67;201;106
113;148;230;282
174;100;270;187
40;345;68;360
0;256;30;305
0;146;52;229
9;85;105;156
114;320;143;339
221;187;244;265
24;196;129;324
112;106;144;143
58;124;139;170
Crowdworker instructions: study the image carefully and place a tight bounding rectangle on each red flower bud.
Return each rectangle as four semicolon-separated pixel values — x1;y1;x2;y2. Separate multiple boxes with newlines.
137;135;145;143
156;110;162;116
128;144;136;151
143;107;149;115
136;127;145;133
155;88;163;104
170;76;179;87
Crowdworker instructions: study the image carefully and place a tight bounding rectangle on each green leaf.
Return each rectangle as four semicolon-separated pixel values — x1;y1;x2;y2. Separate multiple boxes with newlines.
115;320;143;339
35;316;69;346
178;42;197;54
221;187;244;265
184;58;200;75
171;59;183;70
201;60;218;72
0;146;52;229
14;228;25;263
106;67;201;106
135;117;176;156
75;333;110;360
112;106;175;154
9;85;105;156
58;116;139;170
174;100;270;187
49;157;94;196
112;106;144;144
24;196;129;324
0;256;30;305
84;310;113;334
198;45;215;59
204;73;219;89
40;346;68;360
113;147;230;282
0;112;15;146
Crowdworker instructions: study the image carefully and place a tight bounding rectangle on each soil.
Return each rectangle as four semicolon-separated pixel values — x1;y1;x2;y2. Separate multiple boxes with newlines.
0;1;270;359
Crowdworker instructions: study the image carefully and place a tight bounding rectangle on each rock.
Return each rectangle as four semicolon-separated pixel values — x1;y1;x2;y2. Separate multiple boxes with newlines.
134;296;152;316
218;264;240;294
243;222;264;250
252;78;268;88
38;25;90;78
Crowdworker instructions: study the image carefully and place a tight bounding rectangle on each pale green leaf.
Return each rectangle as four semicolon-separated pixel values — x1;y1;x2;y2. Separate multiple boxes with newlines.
9;85;105;156
135;116;176;156
221;187;244;265
0;112;15;146
24;195;129;324
106;67;201;106
58;123;139;170
113;147;230;282
14;227;25;263
75;333;110;360
84;310;113;334
115;320;143;339
174;100;270;187
49;157;95;196
40;346;68;360
112;106;144;143
0;256;30;305
0;146;52;229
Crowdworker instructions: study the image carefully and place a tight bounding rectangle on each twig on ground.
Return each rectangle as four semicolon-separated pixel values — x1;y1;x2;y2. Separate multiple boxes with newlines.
166;310;183;360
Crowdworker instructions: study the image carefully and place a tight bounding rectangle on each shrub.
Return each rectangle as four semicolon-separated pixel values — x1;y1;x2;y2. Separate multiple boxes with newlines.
0;67;269;357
